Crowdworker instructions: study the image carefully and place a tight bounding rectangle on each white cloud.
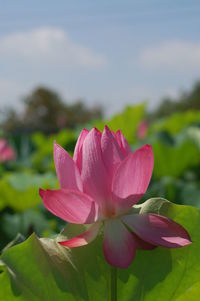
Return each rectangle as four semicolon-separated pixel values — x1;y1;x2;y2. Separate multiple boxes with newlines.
0;27;106;68
139;40;200;71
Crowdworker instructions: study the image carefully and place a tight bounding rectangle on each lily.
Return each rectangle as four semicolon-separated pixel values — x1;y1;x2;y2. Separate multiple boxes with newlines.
39;126;191;268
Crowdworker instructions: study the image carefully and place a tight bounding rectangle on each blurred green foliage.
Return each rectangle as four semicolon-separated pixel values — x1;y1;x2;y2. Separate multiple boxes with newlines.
149;110;200;135
152;139;200;178
0;171;58;212
1;95;200;299
149;81;200;120
1;103;200;251
31;129;76;172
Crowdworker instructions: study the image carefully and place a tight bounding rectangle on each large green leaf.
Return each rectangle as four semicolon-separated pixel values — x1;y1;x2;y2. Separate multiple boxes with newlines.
153;140;200;178
0;199;199;301
150;110;200;135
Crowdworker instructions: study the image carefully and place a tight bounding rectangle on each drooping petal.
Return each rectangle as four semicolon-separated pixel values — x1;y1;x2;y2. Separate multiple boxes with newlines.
39;188;98;224
73;129;89;172
122;213;191;248
101;125;124;179
115;130;131;157
59;221;101;248
81;128;110;207
103;219;136;268
133;233;156;250
112;144;154;210
54;142;83;191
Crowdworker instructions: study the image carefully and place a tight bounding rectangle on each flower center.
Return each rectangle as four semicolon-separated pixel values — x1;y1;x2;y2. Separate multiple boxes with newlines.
102;202;116;219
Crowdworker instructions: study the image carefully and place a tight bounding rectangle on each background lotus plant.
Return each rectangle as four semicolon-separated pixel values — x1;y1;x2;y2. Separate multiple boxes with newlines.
0;138;16;162
137;120;148;140
39;126;191;269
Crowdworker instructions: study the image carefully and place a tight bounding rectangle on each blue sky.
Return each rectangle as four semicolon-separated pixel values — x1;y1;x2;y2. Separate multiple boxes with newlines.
1;1;200;115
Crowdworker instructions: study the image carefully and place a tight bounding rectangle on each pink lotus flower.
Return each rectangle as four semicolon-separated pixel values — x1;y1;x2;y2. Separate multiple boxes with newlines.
39;126;191;268
0;139;16;162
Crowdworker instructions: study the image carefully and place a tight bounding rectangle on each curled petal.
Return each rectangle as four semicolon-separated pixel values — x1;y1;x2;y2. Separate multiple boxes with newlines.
101;125;124;179
73;129;89;172
122;213;192;248
39;188;98;224
81;128;110;206
59;221;101;248
112;145;154;211
54;142;82;191
103;219;136;268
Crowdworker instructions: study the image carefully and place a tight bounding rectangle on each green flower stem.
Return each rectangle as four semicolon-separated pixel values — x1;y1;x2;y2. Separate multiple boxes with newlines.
109;266;117;301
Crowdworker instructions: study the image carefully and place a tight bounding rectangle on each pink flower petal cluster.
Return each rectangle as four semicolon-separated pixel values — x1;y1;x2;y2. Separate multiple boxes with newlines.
0;139;16;162
39;126;191;268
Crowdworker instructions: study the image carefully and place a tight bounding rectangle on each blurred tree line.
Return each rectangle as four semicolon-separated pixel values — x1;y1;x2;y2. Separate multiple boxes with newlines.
149;82;200;121
1;87;103;134
1;81;200;134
